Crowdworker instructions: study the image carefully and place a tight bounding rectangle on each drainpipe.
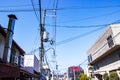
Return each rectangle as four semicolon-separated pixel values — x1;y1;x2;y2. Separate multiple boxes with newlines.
3;14;17;63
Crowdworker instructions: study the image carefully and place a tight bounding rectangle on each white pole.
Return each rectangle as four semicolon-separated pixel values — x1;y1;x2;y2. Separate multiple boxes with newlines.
73;70;76;80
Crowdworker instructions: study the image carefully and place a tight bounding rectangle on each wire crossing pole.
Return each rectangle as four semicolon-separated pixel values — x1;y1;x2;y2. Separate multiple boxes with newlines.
40;10;46;74
39;0;43;77
39;0;47;78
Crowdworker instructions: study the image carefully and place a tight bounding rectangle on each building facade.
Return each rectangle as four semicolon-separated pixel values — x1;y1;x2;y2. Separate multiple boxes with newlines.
24;54;40;79
87;24;120;80
0;23;39;79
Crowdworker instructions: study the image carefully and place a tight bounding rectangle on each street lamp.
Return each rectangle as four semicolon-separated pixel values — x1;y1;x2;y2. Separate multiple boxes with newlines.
43;47;56;69
44;47;55;56
43;47;56;80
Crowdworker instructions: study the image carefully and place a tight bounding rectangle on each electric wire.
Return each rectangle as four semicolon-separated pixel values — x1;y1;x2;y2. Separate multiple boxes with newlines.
0;4;38;8
58;9;120;23
31;0;39;22
46;24;109;28
46;0;59;72
28;19;120;53
79;59;88;66
31;29;40;54
44;53;50;69
46;19;120;28
52;0;59;47
56;26;106;46
54;0;59;71
25;29;40;68
1;9;120;25
1;4;120;9
56;19;120;45
16;1;120;70
28;20;120;68
25;0;40;67
38;0;44;73
53;5;120;10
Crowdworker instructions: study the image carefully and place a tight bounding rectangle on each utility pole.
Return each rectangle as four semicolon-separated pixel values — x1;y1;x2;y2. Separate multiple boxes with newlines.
39;0;47;77
38;0;43;77
39;1;57;79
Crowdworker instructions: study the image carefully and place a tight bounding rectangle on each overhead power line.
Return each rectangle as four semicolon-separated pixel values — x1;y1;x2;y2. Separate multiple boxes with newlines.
0;8;56;12
1;4;120;10
52;5;120;10
56;26;106;46
31;0;39;22
79;59;88;66
46;24;109;28
1;5;120;12
56;19;120;45
1;8;120;12
1;8;120;25
0;4;38;8
0;9;36;12
28;26;106;53
46;18;120;28
58;9;120;23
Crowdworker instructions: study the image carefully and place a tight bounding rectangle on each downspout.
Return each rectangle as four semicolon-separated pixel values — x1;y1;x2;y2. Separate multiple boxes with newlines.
3;14;17;63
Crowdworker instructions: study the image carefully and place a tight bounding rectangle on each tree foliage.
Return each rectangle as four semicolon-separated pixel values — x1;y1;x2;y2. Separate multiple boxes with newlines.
78;73;89;80
109;71;119;80
103;72;109;80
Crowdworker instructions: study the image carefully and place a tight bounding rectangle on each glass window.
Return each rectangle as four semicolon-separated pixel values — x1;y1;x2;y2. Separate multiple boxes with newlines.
88;54;92;63
107;35;114;47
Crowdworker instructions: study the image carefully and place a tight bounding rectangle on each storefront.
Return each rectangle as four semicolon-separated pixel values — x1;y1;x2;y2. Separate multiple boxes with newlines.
0;61;39;80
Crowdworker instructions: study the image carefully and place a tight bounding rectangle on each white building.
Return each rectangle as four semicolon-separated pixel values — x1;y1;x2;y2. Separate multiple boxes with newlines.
87;24;120;79
24;54;40;73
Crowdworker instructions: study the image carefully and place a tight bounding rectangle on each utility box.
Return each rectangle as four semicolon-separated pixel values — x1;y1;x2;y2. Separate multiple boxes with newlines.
43;31;49;42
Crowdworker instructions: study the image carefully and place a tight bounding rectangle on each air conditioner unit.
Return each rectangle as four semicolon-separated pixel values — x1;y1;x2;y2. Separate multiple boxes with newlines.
14;55;18;65
19;55;24;67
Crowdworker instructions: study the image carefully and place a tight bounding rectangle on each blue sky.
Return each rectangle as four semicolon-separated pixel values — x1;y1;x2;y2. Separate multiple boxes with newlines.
0;0;120;73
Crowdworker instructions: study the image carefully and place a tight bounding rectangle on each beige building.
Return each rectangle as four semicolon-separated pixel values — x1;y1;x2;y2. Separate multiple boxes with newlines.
87;24;120;79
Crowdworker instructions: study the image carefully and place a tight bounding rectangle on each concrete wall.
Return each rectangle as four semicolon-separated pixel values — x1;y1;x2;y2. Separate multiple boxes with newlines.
34;55;39;72
111;24;120;45
87;24;120;63
93;49;120;74
24;55;34;67
87;24;120;80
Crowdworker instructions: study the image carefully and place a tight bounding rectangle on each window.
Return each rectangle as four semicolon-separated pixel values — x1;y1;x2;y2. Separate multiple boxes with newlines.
107;35;114;47
10;49;16;63
93;64;99;70
117;51;120;59
0;38;3;59
0;38;2;46
88;54;92;63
